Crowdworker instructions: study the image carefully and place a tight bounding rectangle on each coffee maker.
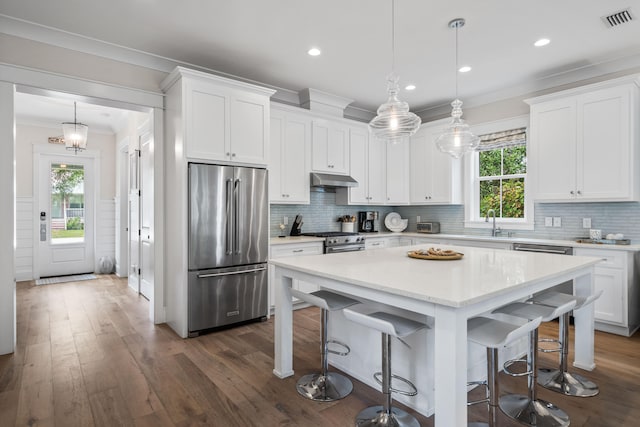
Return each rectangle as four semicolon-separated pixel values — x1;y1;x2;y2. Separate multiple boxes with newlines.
358;211;379;233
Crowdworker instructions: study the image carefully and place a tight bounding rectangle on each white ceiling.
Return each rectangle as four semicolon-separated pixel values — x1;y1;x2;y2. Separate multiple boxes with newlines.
3;0;640;121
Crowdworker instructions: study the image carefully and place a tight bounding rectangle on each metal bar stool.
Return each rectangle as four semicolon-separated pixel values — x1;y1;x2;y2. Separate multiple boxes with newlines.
343;307;428;427
467;315;543;427
492;299;576;427
529;290;603;397
290;289;360;402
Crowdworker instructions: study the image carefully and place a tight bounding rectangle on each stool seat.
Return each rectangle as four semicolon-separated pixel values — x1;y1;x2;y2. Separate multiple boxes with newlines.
530;290;603;311
468;316;542;349
493;299;576;322
291;289;359;402
343;309;426;338
289;289;360;311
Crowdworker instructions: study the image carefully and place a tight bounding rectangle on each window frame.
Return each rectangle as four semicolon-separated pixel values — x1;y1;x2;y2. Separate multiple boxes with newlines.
464;115;534;231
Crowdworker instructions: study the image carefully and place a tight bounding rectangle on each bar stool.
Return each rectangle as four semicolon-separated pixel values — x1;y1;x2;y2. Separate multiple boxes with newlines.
290;289;360;402
343;308;427;427
492;299;576;427
467;315;543;427
529;290;603;397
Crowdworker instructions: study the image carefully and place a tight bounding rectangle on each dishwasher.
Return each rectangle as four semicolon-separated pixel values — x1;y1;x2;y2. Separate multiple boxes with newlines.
512;242;574;294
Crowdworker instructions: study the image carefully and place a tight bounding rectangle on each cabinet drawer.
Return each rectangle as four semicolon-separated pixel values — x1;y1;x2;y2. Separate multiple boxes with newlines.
271;243;323;258
574;248;625;269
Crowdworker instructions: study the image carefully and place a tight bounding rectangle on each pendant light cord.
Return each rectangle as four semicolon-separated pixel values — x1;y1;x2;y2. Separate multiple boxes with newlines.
391;0;396;75
455;23;459;99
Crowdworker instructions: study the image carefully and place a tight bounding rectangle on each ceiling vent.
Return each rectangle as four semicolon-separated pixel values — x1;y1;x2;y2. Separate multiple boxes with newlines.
602;8;633;28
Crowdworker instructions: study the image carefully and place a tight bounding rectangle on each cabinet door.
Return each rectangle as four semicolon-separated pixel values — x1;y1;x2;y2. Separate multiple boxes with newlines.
578;86;631;200
312;120;350;174
593;267;625;325
185;79;229;161
367;136;387;204
365;238;388;250
386;142;410;204
409;128;430;203
230;93;269;165
269;242;323;307
270;111;311;203
348;128;369;204
530;98;577;200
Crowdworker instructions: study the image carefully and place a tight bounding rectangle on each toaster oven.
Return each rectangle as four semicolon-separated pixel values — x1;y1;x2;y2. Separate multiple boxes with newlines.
416;222;440;234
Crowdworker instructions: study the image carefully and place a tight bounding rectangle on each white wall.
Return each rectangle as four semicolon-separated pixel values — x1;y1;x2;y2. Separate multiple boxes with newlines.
14;123;117;280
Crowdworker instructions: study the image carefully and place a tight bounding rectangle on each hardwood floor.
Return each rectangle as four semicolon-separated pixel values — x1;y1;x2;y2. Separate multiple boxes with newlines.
1;275;639;426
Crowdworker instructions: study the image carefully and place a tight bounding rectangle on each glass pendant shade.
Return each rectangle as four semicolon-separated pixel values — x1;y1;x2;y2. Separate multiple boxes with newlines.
369;74;421;143
62;102;88;154
435;98;479;159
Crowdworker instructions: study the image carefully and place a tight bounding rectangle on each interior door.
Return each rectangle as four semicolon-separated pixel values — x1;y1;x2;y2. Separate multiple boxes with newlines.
37;154;95;278
128;149;140;292
140;131;153;299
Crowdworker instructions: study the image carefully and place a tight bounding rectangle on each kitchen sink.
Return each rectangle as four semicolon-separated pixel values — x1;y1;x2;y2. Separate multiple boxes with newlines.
575;238;630;245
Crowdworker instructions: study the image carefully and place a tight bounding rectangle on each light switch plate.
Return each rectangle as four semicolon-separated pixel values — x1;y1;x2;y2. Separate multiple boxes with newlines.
582;218;591;228
553;217;562;227
545;217;553;227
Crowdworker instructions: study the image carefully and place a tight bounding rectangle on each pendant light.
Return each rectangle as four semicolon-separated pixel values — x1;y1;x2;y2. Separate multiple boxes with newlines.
369;0;421;143
62;102;88;154
435;18;479;158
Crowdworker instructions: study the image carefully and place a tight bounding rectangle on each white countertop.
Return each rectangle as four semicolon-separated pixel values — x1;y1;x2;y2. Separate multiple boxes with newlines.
269;243;602;307
367;232;640;252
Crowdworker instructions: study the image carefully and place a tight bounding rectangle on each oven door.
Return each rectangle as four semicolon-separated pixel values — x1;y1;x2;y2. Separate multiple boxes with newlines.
326;245;365;254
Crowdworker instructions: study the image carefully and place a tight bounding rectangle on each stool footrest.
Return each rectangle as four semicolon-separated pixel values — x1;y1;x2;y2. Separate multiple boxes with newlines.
468;397;490;407
538;337;562;353
503;358;531;377
373;372;418;396
327;339;350;357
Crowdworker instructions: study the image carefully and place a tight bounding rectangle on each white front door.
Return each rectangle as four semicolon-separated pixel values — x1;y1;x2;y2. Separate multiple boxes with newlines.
37;154;95;278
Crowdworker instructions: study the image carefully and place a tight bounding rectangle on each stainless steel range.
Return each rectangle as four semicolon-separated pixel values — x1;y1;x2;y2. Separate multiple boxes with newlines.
301;232;366;254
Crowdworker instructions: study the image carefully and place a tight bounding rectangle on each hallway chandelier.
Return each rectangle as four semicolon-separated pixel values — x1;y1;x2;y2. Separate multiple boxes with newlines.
435;18;479;158
62;102;88;154
368;0;421;143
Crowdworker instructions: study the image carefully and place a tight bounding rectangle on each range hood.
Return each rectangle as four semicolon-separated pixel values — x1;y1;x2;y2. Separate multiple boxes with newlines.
310;172;358;188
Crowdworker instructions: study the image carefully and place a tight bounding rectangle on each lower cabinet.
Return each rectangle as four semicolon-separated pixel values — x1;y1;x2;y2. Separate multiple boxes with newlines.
574;248;638;336
269;241;323;310
364;236;414;249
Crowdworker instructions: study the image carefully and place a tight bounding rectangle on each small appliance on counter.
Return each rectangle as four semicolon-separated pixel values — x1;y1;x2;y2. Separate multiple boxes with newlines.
358;211;379;232
290;214;303;236
416;221;440;234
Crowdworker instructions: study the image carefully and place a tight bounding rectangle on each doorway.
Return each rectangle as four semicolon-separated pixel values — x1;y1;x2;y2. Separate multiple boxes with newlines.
36;152;95;278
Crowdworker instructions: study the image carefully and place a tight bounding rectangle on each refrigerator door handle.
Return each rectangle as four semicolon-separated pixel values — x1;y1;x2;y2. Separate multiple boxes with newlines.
197;266;267;279
225;178;233;255
234;178;242;255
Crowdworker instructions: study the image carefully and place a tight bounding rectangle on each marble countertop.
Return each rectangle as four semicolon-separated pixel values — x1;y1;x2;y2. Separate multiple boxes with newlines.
269;243;602;307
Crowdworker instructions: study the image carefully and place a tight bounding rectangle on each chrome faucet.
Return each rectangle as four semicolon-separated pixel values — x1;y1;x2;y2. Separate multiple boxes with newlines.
485;209;502;237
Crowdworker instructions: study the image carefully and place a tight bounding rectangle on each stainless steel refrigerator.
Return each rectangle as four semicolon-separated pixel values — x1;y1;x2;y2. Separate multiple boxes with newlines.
188;163;268;335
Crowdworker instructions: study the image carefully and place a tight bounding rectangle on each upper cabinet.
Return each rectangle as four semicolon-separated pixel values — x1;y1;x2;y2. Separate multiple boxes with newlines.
385;140;410;204
162;67;275;166
528;77;640;202
409;121;462;204
337;127;386;205
311;119;350;174
270;107;311;204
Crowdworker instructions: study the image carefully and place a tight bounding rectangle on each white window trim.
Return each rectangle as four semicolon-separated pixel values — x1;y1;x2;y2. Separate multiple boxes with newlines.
464;115;534;231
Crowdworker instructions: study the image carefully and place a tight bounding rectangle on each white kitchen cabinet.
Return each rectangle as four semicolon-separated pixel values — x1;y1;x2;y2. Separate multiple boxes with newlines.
409;121;462;204
269;107;311;203
269;241;323;309
528;78;640;202
336;127;386;205
385;141;410;204
312;119;350;174
175;69;274;165
364;235;413;249
574;247;639;336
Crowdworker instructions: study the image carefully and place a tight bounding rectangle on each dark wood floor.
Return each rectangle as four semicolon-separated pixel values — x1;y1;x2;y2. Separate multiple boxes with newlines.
1;275;639;426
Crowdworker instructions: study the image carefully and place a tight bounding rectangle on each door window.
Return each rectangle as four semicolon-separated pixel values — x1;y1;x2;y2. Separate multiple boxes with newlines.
50;162;85;244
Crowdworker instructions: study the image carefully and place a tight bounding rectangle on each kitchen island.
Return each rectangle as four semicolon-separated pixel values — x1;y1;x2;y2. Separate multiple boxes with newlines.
271;244;601;427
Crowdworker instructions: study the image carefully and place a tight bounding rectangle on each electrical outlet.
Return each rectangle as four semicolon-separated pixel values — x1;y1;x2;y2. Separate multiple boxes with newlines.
553;217;562;227
283;216;288;225
417;215;421;223
582;218;591;228
545;217;553;227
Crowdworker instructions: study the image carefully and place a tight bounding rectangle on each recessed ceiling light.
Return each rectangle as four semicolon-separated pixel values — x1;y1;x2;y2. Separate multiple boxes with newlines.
534;38;550;47
307;47;321;56
458;66;471;73
405;84;416;91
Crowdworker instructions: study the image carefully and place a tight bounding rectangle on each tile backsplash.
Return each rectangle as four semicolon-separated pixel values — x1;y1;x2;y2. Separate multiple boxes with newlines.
271;195;640;242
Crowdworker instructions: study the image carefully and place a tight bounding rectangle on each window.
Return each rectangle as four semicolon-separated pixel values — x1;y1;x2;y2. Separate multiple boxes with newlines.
465;116;533;230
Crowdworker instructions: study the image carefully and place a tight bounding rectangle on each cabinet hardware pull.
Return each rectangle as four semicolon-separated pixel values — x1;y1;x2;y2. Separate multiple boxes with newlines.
570;190;575;195
292;249;304;253
577;190;582;195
